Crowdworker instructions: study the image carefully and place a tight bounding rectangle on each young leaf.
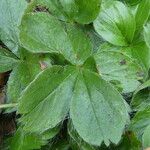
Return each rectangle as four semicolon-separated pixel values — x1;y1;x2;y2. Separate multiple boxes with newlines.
0;0;27;54
20;13;92;65
9;127;59;150
70;69;129;146
135;0;150;30
144;23;150;48
94;49;143;93
0;48;18;73
18;66;77;133
94;1;136;46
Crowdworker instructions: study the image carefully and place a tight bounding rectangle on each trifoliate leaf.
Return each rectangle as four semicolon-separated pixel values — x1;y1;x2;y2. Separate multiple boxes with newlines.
94;1;136;46
94;49;143;93
70;69;129;146
0;48;18;73
20;13;92;65
18;66;77;133
0;0;27;54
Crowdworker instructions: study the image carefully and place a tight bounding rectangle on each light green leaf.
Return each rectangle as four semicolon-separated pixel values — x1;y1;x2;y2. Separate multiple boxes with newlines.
94;49;143;93
144;23;150;48
18;66;77;133
0;48;18;73
10;127;59;150
94;1;136;46
142;125;150;149
36;0;101;24
20;13;92;65
135;0;150;30
70;69;129;146
0;0;27;54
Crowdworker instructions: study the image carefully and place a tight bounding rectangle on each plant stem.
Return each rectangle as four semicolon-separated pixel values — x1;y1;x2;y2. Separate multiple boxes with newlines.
0;103;18;109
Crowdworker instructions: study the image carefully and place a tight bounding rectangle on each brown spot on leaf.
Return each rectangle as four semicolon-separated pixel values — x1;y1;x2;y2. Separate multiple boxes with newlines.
40;61;48;70
34;5;49;12
119;59;126;65
137;71;144;78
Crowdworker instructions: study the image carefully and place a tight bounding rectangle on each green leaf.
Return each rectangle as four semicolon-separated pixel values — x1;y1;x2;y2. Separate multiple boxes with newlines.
127;41;150;72
131;80;150;111
121;0;141;6
68;121;96;150
72;0;101;24
130;105;150;138
70;69;129;146
94;49;143;93
64;24;92;65
20;13;92;65
10;127;59;150
142;125;150;149
36;0;101;24
0;0;27;54
144;23;150;48
135;0;150;30
0;48;18;73
94;1;136;46
18;66;77;133
7;49;42;104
